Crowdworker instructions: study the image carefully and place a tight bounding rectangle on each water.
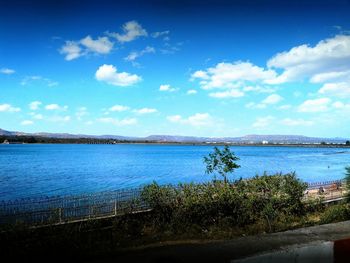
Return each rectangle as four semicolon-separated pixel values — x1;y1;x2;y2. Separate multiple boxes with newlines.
0;144;349;200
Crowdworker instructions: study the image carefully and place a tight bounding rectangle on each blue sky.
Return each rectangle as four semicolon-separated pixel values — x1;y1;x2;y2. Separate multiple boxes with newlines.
1;0;350;137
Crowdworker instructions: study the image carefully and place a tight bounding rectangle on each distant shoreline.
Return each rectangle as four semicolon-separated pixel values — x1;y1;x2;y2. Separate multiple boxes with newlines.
2;128;350;146
2;141;350;148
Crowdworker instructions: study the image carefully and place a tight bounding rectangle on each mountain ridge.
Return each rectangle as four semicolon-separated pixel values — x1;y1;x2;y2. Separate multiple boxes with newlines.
0;128;349;144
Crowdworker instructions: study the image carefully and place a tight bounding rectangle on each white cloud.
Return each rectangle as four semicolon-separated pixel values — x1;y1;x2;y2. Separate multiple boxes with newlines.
278;104;292;110
252;116;274;128
187;114;212;127
245;102;266;109
151;31;170;38
98;117;137;126
80;35;113;54
48;81;58;87
21;120;34;126
76;107;88;120
261;94;283;104
318;82;350;98
191;61;277;90
29;101;42;110
209;89;244;98
160;42;182;54
293;91;303;98
267;35;350;84
124;46;155;61
31;113;43;120
45;104;68;111
310;71;350;83
332;101;350;110
60;34;114;61
298;98;331;113
85;120;94;125
167;115;182;122
77;106;87;111
191;70;209;80
246;94;283;109
167;113;212;127
187;89;197;95
280;118;313;126
159;84;177;92
0;68;15;74
109;105;130;112
133;108;157;114
243;85;277;93
60;41;82;61
95;64;141;87
21;76;58;87
49;115;71;122
108;21;147;43
332;101;344;109
0;104;21;112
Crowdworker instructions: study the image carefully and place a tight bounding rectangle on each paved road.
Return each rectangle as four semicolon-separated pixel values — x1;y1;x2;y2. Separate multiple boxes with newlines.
91;220;350;263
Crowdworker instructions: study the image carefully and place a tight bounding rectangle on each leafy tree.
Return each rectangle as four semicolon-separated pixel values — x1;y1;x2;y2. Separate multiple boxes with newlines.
203;146;240;183
346;141;350;145
345;166;350;203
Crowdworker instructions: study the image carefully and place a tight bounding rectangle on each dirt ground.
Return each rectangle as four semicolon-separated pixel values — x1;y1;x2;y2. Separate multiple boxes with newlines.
304;186;345;201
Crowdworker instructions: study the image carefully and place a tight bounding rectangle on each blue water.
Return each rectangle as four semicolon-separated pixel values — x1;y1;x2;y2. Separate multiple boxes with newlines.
0;144;349;200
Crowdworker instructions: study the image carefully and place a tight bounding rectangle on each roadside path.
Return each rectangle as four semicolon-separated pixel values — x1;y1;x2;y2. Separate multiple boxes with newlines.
93;220;350;263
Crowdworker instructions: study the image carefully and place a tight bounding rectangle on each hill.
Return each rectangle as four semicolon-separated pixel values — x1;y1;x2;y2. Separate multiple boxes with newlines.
0;128;349;144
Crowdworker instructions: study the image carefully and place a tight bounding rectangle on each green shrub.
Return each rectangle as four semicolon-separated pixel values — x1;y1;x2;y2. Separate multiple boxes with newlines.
141;173;307;231
320;204;350;224
345;166;350;203
305;197;325;213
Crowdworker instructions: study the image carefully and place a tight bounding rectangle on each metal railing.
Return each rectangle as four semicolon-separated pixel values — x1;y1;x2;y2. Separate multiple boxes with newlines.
304;179;347;202
0;179;348;226
0;188;149;226
307;179;344;189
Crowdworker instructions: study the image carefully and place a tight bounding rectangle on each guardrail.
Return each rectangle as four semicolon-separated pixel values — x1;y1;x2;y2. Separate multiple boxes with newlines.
304;180;347;203
307;179;344;189
0;180;348;226
0;188;149;226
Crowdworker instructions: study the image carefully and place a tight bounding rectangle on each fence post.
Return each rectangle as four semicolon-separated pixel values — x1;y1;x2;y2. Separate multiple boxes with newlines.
114;199;117;216
59;208;62;223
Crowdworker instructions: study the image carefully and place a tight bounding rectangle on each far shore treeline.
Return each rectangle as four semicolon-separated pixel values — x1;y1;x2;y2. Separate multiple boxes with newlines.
1;135;350;146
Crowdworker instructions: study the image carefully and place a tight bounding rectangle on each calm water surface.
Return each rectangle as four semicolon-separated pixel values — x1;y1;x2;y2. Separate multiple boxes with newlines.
0;144;349;200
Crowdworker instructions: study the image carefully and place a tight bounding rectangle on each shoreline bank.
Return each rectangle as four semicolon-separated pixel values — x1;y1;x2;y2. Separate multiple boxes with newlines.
2;142;350;148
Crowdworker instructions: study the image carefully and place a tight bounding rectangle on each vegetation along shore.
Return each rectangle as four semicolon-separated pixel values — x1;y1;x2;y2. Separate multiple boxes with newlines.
1;147;350;262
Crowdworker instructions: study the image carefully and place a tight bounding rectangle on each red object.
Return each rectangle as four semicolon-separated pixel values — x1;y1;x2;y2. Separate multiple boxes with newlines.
334;237;350;263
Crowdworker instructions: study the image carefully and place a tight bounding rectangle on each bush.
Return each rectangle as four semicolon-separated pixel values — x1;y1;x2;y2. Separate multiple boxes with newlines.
345;166;350;203
141;173;307;231
305;198;325;213
320;204;350;224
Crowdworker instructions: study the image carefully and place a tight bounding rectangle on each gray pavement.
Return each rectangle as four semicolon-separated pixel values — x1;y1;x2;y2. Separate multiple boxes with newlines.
93;220;350;263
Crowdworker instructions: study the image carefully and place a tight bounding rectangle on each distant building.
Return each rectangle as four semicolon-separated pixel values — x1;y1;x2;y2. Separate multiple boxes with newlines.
3;139;9;144
262;140;269;144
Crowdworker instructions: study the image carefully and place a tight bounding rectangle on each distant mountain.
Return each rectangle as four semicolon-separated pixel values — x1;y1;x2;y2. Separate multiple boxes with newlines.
0;129;138;141
142;134;349;144
0;128;349;144
234;134;348;144
0;128;14;136
144;135;210;142
33;132;137;141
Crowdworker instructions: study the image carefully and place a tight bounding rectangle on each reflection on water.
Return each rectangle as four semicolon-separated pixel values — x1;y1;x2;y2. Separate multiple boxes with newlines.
0;144;349;200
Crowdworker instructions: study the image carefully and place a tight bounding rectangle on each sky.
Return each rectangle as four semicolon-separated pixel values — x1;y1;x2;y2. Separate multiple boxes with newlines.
1;0;350;138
